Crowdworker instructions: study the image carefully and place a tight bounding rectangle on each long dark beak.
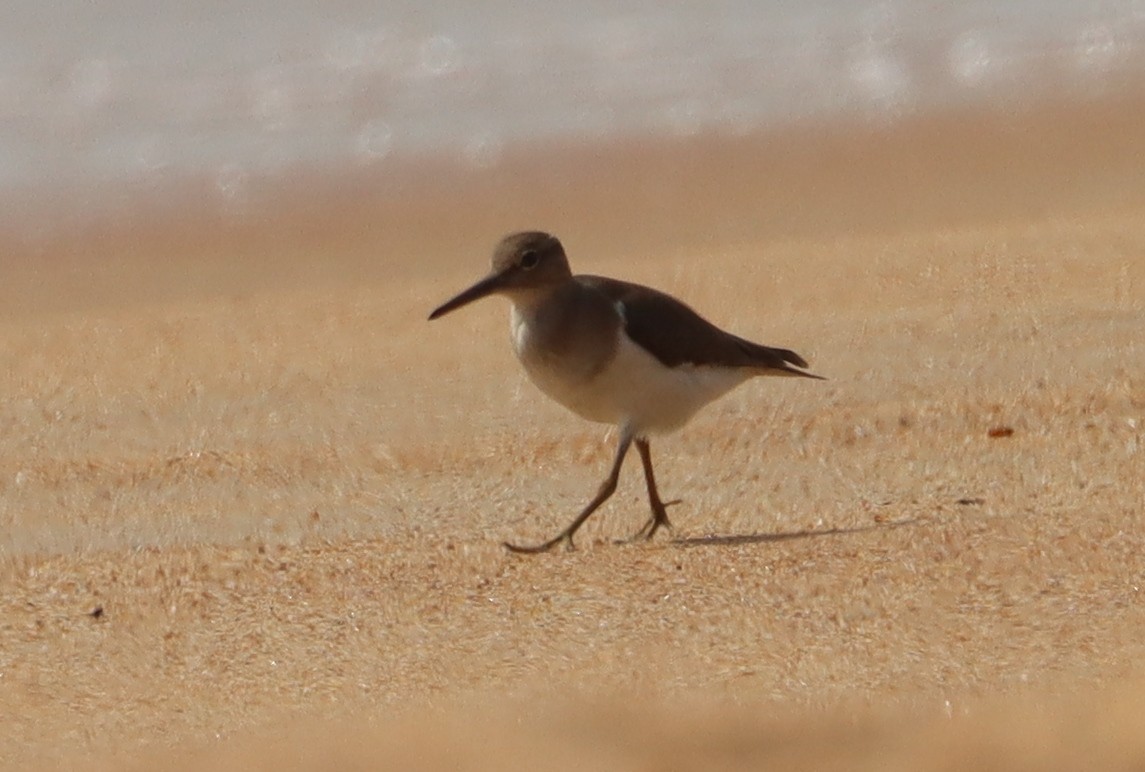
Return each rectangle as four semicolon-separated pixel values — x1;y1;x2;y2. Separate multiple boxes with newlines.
428;271;507;320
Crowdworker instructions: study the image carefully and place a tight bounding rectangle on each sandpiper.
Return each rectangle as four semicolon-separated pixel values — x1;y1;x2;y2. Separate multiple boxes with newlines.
429;231;824;553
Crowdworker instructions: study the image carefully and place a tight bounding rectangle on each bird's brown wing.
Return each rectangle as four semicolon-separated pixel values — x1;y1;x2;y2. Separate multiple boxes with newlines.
575;275;823;378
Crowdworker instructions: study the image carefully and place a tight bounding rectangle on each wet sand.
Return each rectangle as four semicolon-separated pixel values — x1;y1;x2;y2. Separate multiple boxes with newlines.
1;94;1144;769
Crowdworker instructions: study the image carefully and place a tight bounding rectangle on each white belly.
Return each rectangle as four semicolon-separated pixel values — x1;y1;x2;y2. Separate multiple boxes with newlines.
514;308;750;434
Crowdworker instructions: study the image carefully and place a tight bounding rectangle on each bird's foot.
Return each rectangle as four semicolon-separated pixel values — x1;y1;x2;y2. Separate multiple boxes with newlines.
630;498;682;541
502;532;574;555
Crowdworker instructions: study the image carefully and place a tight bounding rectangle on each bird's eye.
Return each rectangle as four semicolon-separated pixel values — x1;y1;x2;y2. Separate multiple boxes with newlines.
519;249;539;269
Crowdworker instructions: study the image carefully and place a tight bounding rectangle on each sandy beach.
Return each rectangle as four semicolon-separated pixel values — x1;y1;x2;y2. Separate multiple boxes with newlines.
2;94;1144;769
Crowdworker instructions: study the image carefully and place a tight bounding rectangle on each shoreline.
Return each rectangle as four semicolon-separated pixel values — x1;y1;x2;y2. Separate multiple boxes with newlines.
4;88;1145;318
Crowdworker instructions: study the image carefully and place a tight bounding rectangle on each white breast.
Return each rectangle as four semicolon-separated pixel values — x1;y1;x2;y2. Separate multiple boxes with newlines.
511;305;614;422
511;305;750;435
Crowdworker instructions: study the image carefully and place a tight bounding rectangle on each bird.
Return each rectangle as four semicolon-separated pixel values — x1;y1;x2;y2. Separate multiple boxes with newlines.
428;231;824;553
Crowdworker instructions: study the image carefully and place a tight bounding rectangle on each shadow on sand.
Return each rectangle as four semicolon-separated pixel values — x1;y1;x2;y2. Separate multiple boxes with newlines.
670;517;920;548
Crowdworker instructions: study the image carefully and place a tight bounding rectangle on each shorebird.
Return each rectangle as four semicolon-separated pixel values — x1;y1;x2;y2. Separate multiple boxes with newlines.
429;231;824;553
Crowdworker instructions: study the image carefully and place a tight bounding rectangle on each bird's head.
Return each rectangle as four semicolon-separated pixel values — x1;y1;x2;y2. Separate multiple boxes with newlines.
428;231;571;320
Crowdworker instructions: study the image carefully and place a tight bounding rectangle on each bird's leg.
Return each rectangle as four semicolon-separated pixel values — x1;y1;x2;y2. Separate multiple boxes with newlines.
504;429;634;554
630;438;679;541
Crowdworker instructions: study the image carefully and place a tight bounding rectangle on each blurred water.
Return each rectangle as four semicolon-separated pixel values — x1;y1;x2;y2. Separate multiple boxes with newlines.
2;1;1144;227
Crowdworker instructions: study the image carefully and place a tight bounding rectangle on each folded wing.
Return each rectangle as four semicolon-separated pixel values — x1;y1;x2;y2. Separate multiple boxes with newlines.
575;275;824;379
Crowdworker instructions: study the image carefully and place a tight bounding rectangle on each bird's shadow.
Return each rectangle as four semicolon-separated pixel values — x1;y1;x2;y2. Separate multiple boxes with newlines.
669;517;920;548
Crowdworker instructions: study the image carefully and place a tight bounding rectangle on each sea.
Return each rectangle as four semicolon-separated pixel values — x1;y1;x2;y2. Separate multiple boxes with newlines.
3;1;1145;234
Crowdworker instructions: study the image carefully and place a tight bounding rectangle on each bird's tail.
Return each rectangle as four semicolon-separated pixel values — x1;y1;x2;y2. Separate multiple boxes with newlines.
736;339;826;380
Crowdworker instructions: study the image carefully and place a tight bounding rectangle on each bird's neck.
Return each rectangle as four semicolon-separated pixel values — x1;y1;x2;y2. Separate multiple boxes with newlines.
504;284;563;319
